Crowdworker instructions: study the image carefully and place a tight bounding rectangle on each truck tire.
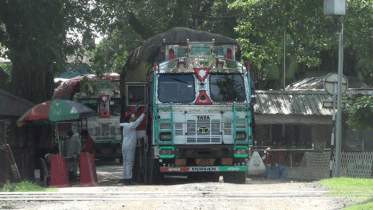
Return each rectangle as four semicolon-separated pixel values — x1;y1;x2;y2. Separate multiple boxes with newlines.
223;172;246;184
223;173;233;183
205;174;220;182
232;172;247;184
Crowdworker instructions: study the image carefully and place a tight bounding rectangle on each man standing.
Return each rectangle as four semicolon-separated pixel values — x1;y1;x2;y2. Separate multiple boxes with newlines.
66;129;82;180
120;105;147;185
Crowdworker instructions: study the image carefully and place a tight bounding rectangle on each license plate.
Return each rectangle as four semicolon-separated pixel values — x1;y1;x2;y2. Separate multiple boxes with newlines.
196;159;215;166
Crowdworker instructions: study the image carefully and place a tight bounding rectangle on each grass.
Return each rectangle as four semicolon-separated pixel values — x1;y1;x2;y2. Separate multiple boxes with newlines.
319;177;373;210
0;181;58;192
0;181;58;209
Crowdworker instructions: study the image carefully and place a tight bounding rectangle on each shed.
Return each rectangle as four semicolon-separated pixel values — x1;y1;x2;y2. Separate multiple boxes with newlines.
0;89;36;183
0;88;35;118
253;88;373;152
253;90;333;150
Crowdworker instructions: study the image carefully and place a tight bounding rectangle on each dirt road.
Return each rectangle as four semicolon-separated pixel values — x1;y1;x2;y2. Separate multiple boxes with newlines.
0;161;355;210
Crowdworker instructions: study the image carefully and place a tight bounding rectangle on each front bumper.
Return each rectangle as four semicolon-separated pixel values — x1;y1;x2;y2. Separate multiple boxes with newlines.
160;166;247;173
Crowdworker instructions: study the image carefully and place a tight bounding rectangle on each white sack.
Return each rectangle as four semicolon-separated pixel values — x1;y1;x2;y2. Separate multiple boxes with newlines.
247;151;266;175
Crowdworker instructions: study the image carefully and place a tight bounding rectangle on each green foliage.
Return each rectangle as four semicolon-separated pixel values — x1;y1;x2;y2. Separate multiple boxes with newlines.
230;0;337;88
92;30;131;74
345;96;373;130
230;0;373;89
91;0;240;74
0;0;96;103
0;62;11;75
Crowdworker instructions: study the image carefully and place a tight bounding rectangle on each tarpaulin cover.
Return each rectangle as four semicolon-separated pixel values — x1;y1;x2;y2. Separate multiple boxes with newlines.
53;73;119;99
123;27;241;83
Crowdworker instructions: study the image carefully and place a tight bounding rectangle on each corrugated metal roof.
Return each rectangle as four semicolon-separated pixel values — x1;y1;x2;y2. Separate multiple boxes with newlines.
286;75;372;90
254;90;333;116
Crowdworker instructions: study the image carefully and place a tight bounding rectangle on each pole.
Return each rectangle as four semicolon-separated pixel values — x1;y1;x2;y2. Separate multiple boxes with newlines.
329;91;336;177
283;30;286;90
335;16;344;177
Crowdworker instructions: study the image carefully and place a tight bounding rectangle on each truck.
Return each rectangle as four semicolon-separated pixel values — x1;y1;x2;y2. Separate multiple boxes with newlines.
123;27;254;184
53;73;123;161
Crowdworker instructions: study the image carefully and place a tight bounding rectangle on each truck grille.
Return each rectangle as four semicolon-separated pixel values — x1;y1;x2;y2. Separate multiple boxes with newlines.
185;119;222;144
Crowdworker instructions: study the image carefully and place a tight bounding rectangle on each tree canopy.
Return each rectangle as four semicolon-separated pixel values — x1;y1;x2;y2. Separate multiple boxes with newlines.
230;0;373;89
345;95;373;130
1;0;373;104
0;0;95;103
91;0;240;73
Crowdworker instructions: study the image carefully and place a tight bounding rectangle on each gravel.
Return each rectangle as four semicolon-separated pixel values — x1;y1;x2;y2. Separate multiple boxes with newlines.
2;177;356;210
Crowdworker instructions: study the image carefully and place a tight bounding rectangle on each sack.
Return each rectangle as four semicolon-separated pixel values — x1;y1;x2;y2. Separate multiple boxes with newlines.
247;151;266;175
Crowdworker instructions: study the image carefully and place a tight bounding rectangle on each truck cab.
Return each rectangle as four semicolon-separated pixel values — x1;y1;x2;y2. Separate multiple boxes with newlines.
146;40;254;184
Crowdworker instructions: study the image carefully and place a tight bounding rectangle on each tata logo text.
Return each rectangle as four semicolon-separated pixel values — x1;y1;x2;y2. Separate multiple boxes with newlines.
191;167;218;172
197;115;210;121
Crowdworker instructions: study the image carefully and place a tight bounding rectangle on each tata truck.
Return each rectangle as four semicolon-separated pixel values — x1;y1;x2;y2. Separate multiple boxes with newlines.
53;73;123;161
123;28;254;184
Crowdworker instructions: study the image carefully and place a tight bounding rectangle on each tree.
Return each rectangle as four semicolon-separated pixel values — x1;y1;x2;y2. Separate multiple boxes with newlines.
0;0;95;104
345;95;373;130
91;0;240;73
230;0;373;89
92;29;133;74
230;0;339;89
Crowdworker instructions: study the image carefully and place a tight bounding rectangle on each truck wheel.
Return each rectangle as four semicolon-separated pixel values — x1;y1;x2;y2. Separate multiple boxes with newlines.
223;173;233;183
232;172;247;184
223;172;246;184
205;174;220;182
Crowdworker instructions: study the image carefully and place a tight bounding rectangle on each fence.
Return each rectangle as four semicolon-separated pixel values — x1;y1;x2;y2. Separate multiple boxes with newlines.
287;152;373;180
339;152;373;178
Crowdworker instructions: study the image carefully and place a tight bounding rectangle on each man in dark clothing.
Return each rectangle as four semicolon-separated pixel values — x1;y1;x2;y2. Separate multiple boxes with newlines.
81;129;95;154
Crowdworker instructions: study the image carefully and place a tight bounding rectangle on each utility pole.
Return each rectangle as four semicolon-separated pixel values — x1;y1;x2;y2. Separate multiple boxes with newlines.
324;0;346;177
335;16;344;177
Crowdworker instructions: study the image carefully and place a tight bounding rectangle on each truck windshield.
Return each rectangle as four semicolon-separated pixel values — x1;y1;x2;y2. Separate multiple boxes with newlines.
158;74;195;103
210;74;246;102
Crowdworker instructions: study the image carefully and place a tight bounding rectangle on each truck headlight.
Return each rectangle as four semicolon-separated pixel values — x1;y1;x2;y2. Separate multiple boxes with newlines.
234;148;248;155
234;146;249;158
159;146;175;159
160;132;172;141
236;131;246;140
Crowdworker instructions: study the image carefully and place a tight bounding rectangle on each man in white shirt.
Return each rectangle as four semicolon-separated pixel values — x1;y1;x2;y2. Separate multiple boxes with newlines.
66;129;82;180
120;105;147;185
